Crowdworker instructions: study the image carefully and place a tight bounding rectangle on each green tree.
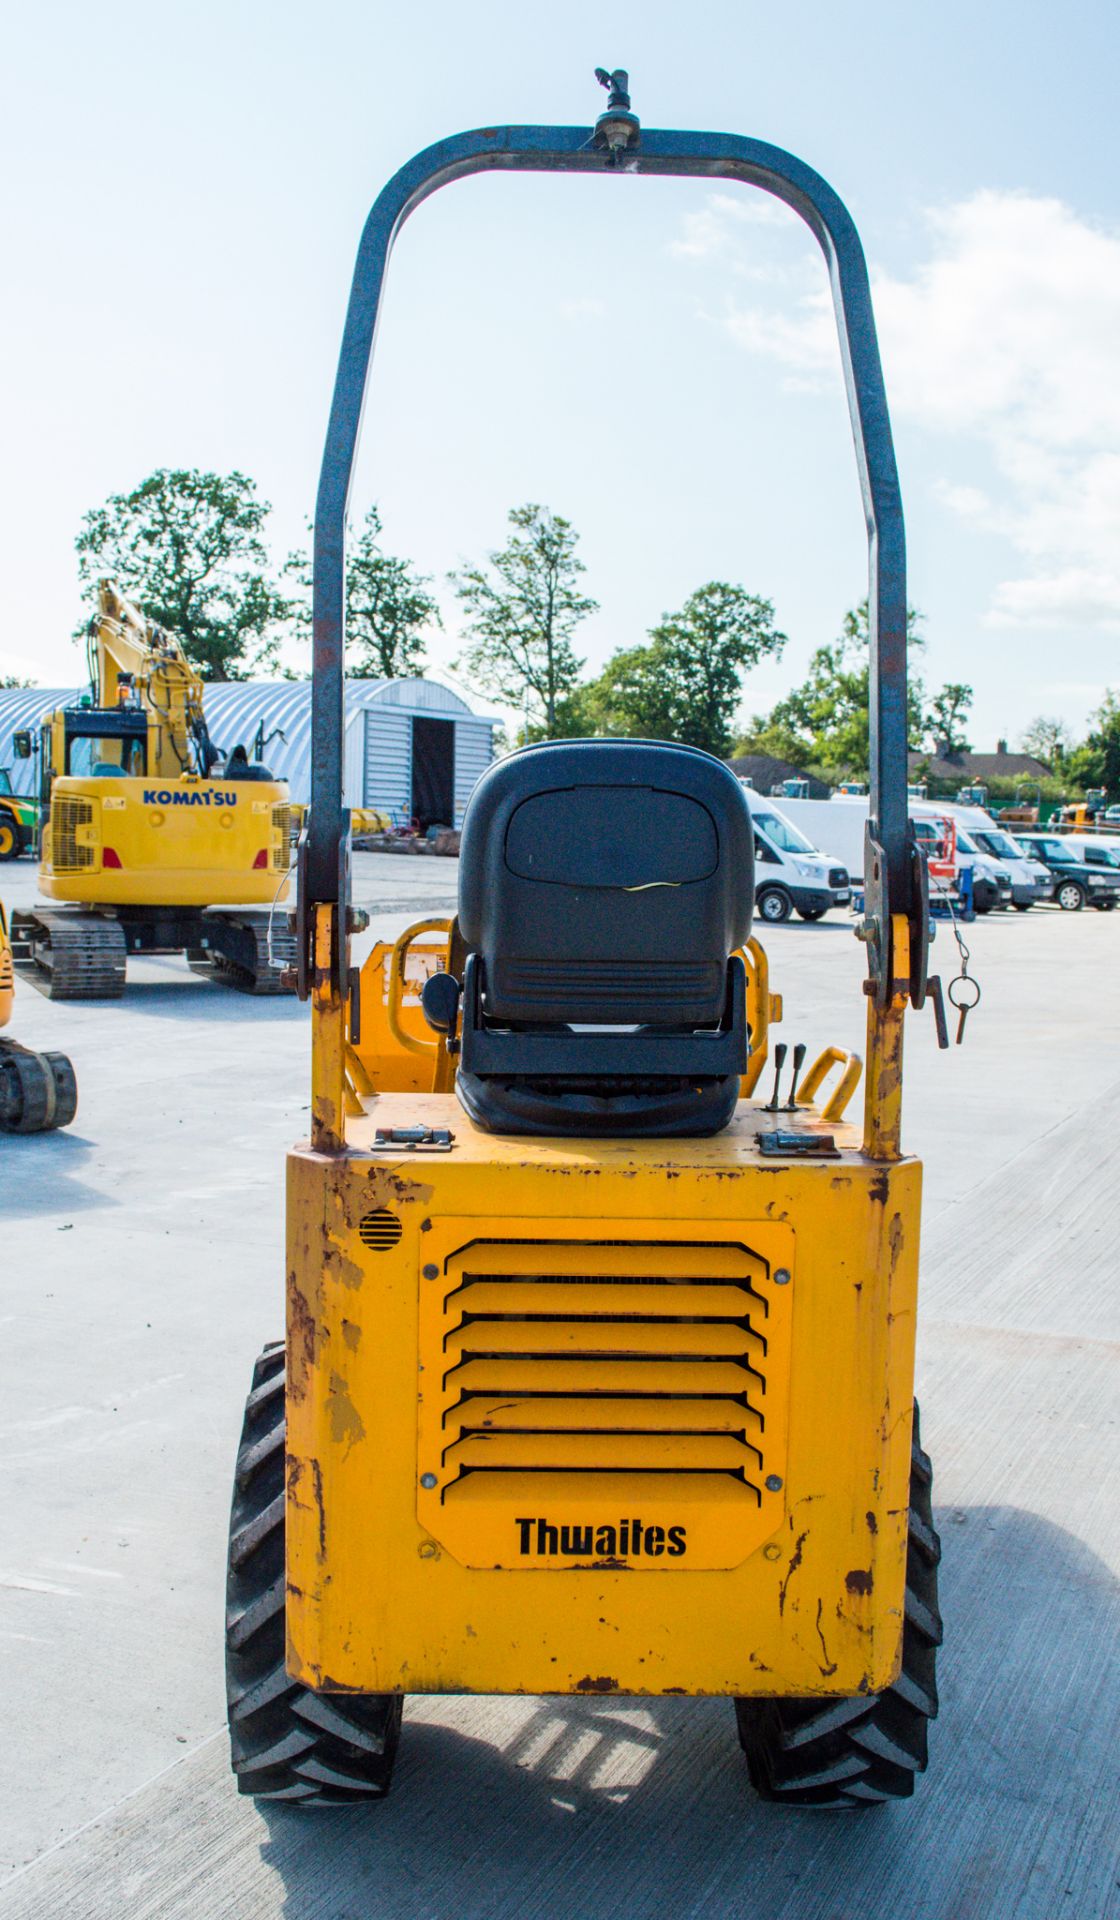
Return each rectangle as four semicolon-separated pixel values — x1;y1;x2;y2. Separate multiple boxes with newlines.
1;675;33;688
1020;716;1072;769
1066;691;1120;797
286;506;440;678
75;469;291;681
450;504;597;732
925;682;974;753
739;600;925;778
584;584;787;758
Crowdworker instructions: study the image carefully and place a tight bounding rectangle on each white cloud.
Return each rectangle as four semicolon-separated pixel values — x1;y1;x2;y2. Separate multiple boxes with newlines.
678;189;1120;632
671;190;799;262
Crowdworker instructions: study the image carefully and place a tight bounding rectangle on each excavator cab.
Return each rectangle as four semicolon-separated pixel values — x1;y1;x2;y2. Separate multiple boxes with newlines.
12;582;295;998
225;73;943;1813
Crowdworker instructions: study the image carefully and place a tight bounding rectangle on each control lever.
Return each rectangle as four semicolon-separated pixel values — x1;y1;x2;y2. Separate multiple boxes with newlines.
784;1042;807;1111
924;976;950;1050
765;1042;788;1112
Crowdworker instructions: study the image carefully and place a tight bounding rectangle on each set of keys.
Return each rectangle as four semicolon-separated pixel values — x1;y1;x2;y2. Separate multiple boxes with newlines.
926;914;981;1047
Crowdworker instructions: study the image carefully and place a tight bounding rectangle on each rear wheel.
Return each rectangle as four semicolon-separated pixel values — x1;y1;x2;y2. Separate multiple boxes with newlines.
757;887;793;925
1014;902;1032;912
226;1344;403;1804
735;1403;941;1807
1056;881;1085;911
0;816;19;861
797;907;827;922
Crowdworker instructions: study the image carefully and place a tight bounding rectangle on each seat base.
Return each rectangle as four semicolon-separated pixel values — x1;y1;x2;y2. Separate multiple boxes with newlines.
456;1069;742;1138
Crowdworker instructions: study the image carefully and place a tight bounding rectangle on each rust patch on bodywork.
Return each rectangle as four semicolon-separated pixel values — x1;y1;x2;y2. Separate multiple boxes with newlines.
778;1530;808;1617
814;1598;838;1677
845;1568;874;1596
287;1274;320;1402
288;1456;327;1562
575;1674;619;1693
363;1164;434;1208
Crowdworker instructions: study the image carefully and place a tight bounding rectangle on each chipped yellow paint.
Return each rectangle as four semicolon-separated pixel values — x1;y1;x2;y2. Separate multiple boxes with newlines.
285;1092;922;1698
310;906;346;1154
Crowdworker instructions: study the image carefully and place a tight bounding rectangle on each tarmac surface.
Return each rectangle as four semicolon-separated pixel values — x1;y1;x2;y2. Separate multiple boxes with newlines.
1;852;1118;1918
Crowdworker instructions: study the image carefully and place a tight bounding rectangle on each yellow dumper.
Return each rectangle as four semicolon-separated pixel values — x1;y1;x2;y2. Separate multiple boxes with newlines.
225;74;943;1811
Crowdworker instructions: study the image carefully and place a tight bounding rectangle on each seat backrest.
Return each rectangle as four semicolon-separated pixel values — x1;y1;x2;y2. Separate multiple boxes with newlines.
458;739;753;1028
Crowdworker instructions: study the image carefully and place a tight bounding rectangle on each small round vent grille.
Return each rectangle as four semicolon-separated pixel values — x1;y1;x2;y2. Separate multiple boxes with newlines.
359;1208;403;1252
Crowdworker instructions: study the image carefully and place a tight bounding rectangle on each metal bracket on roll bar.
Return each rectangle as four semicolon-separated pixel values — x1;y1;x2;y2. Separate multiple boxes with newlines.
861;818;930;1011
293;824;311;1001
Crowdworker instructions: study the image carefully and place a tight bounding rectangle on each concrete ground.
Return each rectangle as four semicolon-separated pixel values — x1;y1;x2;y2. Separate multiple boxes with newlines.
1;852;1117;1918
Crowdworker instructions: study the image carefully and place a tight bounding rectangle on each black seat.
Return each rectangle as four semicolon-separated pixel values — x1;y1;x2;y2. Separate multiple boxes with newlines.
224;744;274;781
434;739;754;1138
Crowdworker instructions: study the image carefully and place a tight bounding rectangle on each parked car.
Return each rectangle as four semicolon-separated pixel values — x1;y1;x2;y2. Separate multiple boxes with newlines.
1015;833;1120;911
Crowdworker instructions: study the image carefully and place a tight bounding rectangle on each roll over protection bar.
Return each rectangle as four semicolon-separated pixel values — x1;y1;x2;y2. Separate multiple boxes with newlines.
302;76;925;1146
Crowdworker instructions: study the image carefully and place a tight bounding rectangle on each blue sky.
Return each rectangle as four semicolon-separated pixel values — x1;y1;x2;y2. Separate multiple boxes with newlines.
3;0;1117;750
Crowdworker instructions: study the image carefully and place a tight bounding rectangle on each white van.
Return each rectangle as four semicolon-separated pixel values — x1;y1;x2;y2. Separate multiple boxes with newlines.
946;807;1053;910
739;788;852;924
774;794;1016;912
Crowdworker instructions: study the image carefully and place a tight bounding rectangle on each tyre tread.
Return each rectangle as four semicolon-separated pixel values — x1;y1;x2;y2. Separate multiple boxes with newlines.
226;1346;403;1804
734;1400;940;1808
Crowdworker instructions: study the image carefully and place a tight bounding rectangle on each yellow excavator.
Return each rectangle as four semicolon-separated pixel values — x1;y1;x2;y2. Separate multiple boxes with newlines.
12;582;294;997
0;901;77;1130
224;76;951;1813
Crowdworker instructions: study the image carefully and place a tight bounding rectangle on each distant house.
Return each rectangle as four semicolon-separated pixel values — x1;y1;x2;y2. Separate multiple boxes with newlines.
725;753;832;798
909;739;1052;787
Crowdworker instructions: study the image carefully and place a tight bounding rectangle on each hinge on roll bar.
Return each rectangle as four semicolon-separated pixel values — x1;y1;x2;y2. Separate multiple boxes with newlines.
860;819;931;1014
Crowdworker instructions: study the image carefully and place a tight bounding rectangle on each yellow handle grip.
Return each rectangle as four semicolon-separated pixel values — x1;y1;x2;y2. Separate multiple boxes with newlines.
798;1045;863;1122
385;918;452;1059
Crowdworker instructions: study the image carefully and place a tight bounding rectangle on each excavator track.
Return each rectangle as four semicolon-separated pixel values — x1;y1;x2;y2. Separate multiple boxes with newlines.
11;911;127;1000
188;912;296;996
0;1038;78;1132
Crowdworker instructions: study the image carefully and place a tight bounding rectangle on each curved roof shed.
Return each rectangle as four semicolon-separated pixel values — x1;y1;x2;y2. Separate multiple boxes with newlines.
0;676;494;828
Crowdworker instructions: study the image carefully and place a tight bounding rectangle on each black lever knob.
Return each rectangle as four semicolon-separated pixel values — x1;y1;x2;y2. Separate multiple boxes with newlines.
420;971;461;1041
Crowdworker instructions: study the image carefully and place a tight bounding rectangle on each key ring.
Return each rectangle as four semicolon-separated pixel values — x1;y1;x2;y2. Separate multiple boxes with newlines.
947;974;981;1014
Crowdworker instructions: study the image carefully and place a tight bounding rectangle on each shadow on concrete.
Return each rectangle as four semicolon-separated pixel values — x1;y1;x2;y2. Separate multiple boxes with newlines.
118;981;307;1023
255;1507;1120;1920
0;1130;117;1217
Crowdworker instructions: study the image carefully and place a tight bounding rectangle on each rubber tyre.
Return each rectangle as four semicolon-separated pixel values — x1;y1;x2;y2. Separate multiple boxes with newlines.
226;1343;403;1805
1056;881;1085;912
42;1052;78;1129
0;817;20;860
757;887;793;926
797;907;827;922
1091;899;1116;912
0;1048;55;1132
734;1403;941;1808
1013;902;1032;912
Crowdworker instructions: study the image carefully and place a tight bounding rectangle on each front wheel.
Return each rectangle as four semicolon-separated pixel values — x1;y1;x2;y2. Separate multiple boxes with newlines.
1056;881;1085;911
226;1344;403;1805
1014;902;1032;912
796;907;827;922
757;887;793;926
735;1403;941;1808
0;817;20;861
